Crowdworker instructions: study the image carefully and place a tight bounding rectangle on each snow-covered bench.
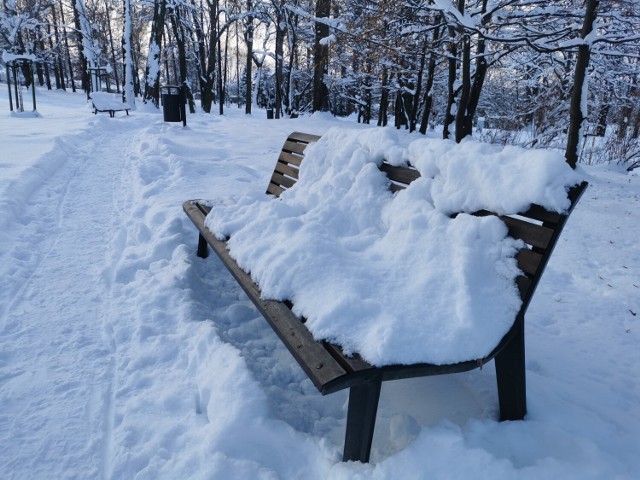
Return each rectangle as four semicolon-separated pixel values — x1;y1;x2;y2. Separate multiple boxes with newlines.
90;92;131;118
183;131;588;463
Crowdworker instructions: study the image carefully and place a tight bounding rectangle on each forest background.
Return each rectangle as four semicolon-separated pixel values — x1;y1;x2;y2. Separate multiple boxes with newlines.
1;0;639;170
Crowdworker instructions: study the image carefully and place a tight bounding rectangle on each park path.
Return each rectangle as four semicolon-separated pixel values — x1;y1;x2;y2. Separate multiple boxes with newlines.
0;114;148;479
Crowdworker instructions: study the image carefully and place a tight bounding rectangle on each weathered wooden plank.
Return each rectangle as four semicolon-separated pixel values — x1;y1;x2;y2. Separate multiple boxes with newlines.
266;183;285;197
516;275;532;299
270;171;296;189
274;161;300;179
389;183;405;193
323;342;373;374
515;248;544;276
288;131;321;143
282;140;308;155
519;205;563;225
501;216;554;250
379;162;421;186
278;150;305;167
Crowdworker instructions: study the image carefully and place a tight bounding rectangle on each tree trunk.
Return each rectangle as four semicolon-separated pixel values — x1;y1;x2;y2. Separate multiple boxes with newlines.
73;0;91;93
455;33;471;143
36;26;50;88
632;107;640;139
122;0;137;109
565;0;599;169
50;4;66;90
216;9;224;115
410;36;429;133
459;0;490;139
443;2;462;140
244;0;254;114
47;21;63;90
59;0;76;92
595;101;609;137
274;9;285;119
105;1;121;92
285;13;299;115
442;27;458;140
169;6;195;113
418;25;440;135
200;0;218;113
313;0;330;112
143;0;166;106
378;66;389;127
191;1;207;110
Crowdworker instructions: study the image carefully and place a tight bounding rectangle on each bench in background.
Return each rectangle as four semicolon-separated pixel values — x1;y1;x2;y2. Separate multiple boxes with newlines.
90;92;131;118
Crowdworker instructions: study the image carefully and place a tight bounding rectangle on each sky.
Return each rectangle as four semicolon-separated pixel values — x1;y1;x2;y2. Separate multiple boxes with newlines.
0;87;638;479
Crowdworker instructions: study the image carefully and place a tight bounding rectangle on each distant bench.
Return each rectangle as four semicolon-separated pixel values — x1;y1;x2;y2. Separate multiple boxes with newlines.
183;131;587;463
90;92;130;118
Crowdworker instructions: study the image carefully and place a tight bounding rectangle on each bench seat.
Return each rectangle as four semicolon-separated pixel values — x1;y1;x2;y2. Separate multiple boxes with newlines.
91;92;131;117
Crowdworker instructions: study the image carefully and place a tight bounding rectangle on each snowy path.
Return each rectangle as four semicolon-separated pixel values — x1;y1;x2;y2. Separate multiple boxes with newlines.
0;107;344;478
0;117;145;478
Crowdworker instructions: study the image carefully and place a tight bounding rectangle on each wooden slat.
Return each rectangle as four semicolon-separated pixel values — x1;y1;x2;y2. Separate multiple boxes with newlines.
323;342;373;374
282;140;308;155
278;150;305;166
518;183;587;224
274;161;300;179
519;205;563;225
266;183;285;197
379;162;421;186
270;171;296;189
265;133;320;197
500;216;554;250
515;248;544;276
516;275;532;299
195;201;212;216
288;131;321;143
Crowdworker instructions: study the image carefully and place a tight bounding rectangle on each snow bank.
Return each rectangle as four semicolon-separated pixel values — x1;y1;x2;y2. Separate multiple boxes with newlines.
206;128;583;366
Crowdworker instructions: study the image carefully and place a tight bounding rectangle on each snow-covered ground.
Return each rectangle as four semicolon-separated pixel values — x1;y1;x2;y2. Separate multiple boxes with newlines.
0;88;638;479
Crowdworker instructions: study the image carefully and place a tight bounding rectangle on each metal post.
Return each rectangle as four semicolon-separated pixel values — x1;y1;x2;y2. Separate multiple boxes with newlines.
12;65;20;111
180;84;187;127
197;234;209;258
495;313;527;421
31;63;37;111
343;378;382;462
7;65;13;112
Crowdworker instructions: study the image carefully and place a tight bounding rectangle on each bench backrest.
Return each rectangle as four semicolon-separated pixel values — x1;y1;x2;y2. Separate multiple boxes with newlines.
266;132;321;196
380;163;587;314
266;131;587;314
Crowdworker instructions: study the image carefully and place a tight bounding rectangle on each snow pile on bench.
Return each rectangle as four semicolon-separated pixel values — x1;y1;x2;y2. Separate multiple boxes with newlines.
91;92;130;111
206;128;583;366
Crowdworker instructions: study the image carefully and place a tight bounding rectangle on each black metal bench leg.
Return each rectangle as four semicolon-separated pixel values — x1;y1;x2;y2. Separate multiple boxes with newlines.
495;314;527;421
197;233;209;258
343;378;382;462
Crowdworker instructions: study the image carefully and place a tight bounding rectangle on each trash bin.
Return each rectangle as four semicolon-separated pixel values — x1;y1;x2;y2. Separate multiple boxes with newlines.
266;108;274;119
161;85;183;123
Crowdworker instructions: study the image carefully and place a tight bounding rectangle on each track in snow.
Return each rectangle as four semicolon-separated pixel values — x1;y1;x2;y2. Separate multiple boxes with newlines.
0;116;147;479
